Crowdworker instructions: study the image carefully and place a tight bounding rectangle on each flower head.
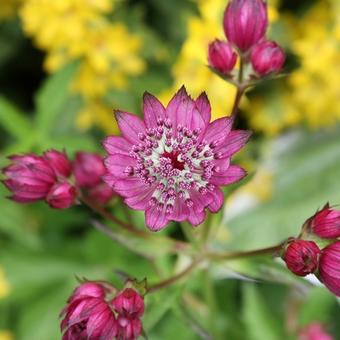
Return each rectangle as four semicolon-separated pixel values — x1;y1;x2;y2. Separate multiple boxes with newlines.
318;241;340;297
208;40;237;74
2;150;76;209
251;40;285;76
309;204;340;239
223;0;268;52
112;288;144;340
103;86;250;231
74;151;114;205
61;282;118;340
46;182;77;209
299;323;333;340
283;239;321;276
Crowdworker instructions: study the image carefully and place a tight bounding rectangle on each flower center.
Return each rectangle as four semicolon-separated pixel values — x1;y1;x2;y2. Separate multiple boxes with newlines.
161;151;185;171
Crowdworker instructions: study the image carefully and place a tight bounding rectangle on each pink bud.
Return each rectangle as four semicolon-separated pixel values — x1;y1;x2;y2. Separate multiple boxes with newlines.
61;282;118;339
74;152;106;188
112;288;144;319
299;323;334;340
251;40;285;76
46;182;76;209
2;154;56;203
310;204;340;239
43;149;72;178
116;317;142;340
208;40;237;74
223;0;268;52
283;240;321;276
318;241;340;297
87;182;115;205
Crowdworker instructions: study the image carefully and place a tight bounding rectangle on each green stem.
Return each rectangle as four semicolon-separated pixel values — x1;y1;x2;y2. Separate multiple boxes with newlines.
148;258;201;293
207;243;285;261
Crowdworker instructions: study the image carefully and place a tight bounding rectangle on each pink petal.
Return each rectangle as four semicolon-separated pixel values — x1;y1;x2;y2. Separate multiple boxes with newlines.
143;92;166;128
145;205;169;231
114;178;149;198
102;136;132;156
114;110;146;144
188;209;206;226
125;186;156;210
203;116;234;144
207;187;224;212
195;92;211;126
216;130;252;158
104;155;135;178
166;86;205;132
189;189;213;211
170;195;189;222
102;174;118;187
210;165;247;186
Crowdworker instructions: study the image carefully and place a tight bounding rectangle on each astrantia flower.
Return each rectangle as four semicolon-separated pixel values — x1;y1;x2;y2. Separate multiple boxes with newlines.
112;288;144;340
103;86;250;231
61;282;118;340
74;151;114;204
299;323;334;340
318;241;340;297
283;239;321;276
309;204;340;239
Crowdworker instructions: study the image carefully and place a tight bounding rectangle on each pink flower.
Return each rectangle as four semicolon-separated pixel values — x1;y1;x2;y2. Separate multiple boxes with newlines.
223;0;268;52
299;323;333;340
103;86;250;231
112;288;144;340
309;204;340;239
208;40;237;74
61;282;118;340
251;40;285;76
43;149;72;178
74;152;114;205
318;241;340;297
46;182;77;209
2;154;57;203
283;240;321;276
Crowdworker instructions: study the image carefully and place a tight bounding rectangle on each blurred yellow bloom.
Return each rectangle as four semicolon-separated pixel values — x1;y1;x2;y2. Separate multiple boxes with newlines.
162;0;279;121
0;267;10;299
0;331;13;340
0;0;21;20
20;0;145;133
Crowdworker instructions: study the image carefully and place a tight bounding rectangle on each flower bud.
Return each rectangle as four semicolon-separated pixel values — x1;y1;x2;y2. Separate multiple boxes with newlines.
74;152;106;188
208;40;237;74
283;240;320;276
46;182;77;209
112;288;144;340
299;323;333;340
251;40;285;76
223;0;268;52
61;282;118;339
112;288;144;319
309;204;340;239
43;149;72;178
318;241;340;297
2;154;56;203
87;182;115;205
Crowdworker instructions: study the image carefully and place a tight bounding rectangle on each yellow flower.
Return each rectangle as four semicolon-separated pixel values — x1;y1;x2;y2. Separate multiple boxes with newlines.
0;331;13;340
0;267;10;299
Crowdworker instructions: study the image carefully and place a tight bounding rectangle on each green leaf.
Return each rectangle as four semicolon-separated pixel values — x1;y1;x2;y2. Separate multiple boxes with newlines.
242;283;284;340
35;62;78;137
0;96;31;139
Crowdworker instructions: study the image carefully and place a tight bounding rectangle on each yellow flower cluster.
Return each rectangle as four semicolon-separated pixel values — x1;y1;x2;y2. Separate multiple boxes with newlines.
20;0;145;133
0;267;10;299
247;0;340;134
160;0;279;120
0;331;13;340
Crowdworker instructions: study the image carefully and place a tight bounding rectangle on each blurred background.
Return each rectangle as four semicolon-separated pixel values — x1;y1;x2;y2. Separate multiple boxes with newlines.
0;0;340;339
